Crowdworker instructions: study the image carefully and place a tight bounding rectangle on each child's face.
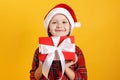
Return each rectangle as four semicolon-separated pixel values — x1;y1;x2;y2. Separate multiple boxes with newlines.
48;14;70;36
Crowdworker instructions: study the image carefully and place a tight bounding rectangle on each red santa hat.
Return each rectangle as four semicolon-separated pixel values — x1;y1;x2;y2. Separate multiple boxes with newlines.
44;3;81;33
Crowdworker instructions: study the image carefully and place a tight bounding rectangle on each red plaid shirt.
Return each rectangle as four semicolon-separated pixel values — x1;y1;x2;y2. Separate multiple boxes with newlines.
30;46;87;80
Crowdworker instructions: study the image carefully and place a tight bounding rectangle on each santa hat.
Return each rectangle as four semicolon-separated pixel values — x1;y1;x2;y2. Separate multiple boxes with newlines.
44;3;81;33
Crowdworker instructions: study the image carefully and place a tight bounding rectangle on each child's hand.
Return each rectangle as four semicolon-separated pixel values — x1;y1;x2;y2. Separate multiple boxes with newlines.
34;61;43;80
65;54;78;68
65;54;78;80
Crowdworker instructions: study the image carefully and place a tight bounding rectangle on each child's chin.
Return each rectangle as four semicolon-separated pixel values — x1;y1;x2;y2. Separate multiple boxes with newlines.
54;33;68;36
53;35;66;37
55;35;67;37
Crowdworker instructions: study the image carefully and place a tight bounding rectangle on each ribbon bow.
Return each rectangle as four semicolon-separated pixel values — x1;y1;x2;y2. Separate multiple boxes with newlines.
39;37;75;79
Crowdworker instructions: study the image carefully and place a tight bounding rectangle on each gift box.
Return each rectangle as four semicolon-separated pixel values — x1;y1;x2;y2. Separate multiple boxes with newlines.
38;36;75;61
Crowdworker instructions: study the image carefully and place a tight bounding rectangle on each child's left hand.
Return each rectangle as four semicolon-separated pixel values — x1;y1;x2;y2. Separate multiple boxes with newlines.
64;54;78;79
65;54;78;68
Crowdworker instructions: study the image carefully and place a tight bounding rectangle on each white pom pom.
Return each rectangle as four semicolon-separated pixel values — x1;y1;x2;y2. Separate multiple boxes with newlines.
74;22;81;28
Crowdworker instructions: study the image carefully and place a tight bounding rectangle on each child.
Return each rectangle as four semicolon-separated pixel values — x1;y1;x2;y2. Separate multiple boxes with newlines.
30;3;87;80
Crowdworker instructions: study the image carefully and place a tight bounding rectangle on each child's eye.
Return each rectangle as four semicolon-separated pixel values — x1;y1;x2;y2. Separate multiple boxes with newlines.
63;21;68;24
52;22;57;24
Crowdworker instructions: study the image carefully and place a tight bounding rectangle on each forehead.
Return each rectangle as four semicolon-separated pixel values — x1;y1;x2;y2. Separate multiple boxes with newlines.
51;14;69;20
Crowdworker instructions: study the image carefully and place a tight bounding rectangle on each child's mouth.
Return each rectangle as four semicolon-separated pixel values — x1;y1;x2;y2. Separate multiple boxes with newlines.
55;30;65;32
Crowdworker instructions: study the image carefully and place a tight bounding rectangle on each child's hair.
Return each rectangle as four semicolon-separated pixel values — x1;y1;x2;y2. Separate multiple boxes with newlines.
44;3;81;36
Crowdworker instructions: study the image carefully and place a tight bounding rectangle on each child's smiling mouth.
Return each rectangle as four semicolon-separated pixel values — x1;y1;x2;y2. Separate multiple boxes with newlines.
55;29;65;32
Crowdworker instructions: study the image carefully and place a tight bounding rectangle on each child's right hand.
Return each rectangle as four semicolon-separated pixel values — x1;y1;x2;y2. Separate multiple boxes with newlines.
34;61;43;80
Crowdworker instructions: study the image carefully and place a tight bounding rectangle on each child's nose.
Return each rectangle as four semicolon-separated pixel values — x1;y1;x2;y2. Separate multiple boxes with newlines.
57;23;63;28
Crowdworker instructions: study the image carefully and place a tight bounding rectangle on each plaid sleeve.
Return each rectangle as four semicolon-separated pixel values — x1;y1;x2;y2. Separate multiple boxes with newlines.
30;48;39;80
74;46;87;80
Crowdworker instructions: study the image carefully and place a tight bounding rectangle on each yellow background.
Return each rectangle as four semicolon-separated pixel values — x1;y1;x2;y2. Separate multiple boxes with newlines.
0;0;120;80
